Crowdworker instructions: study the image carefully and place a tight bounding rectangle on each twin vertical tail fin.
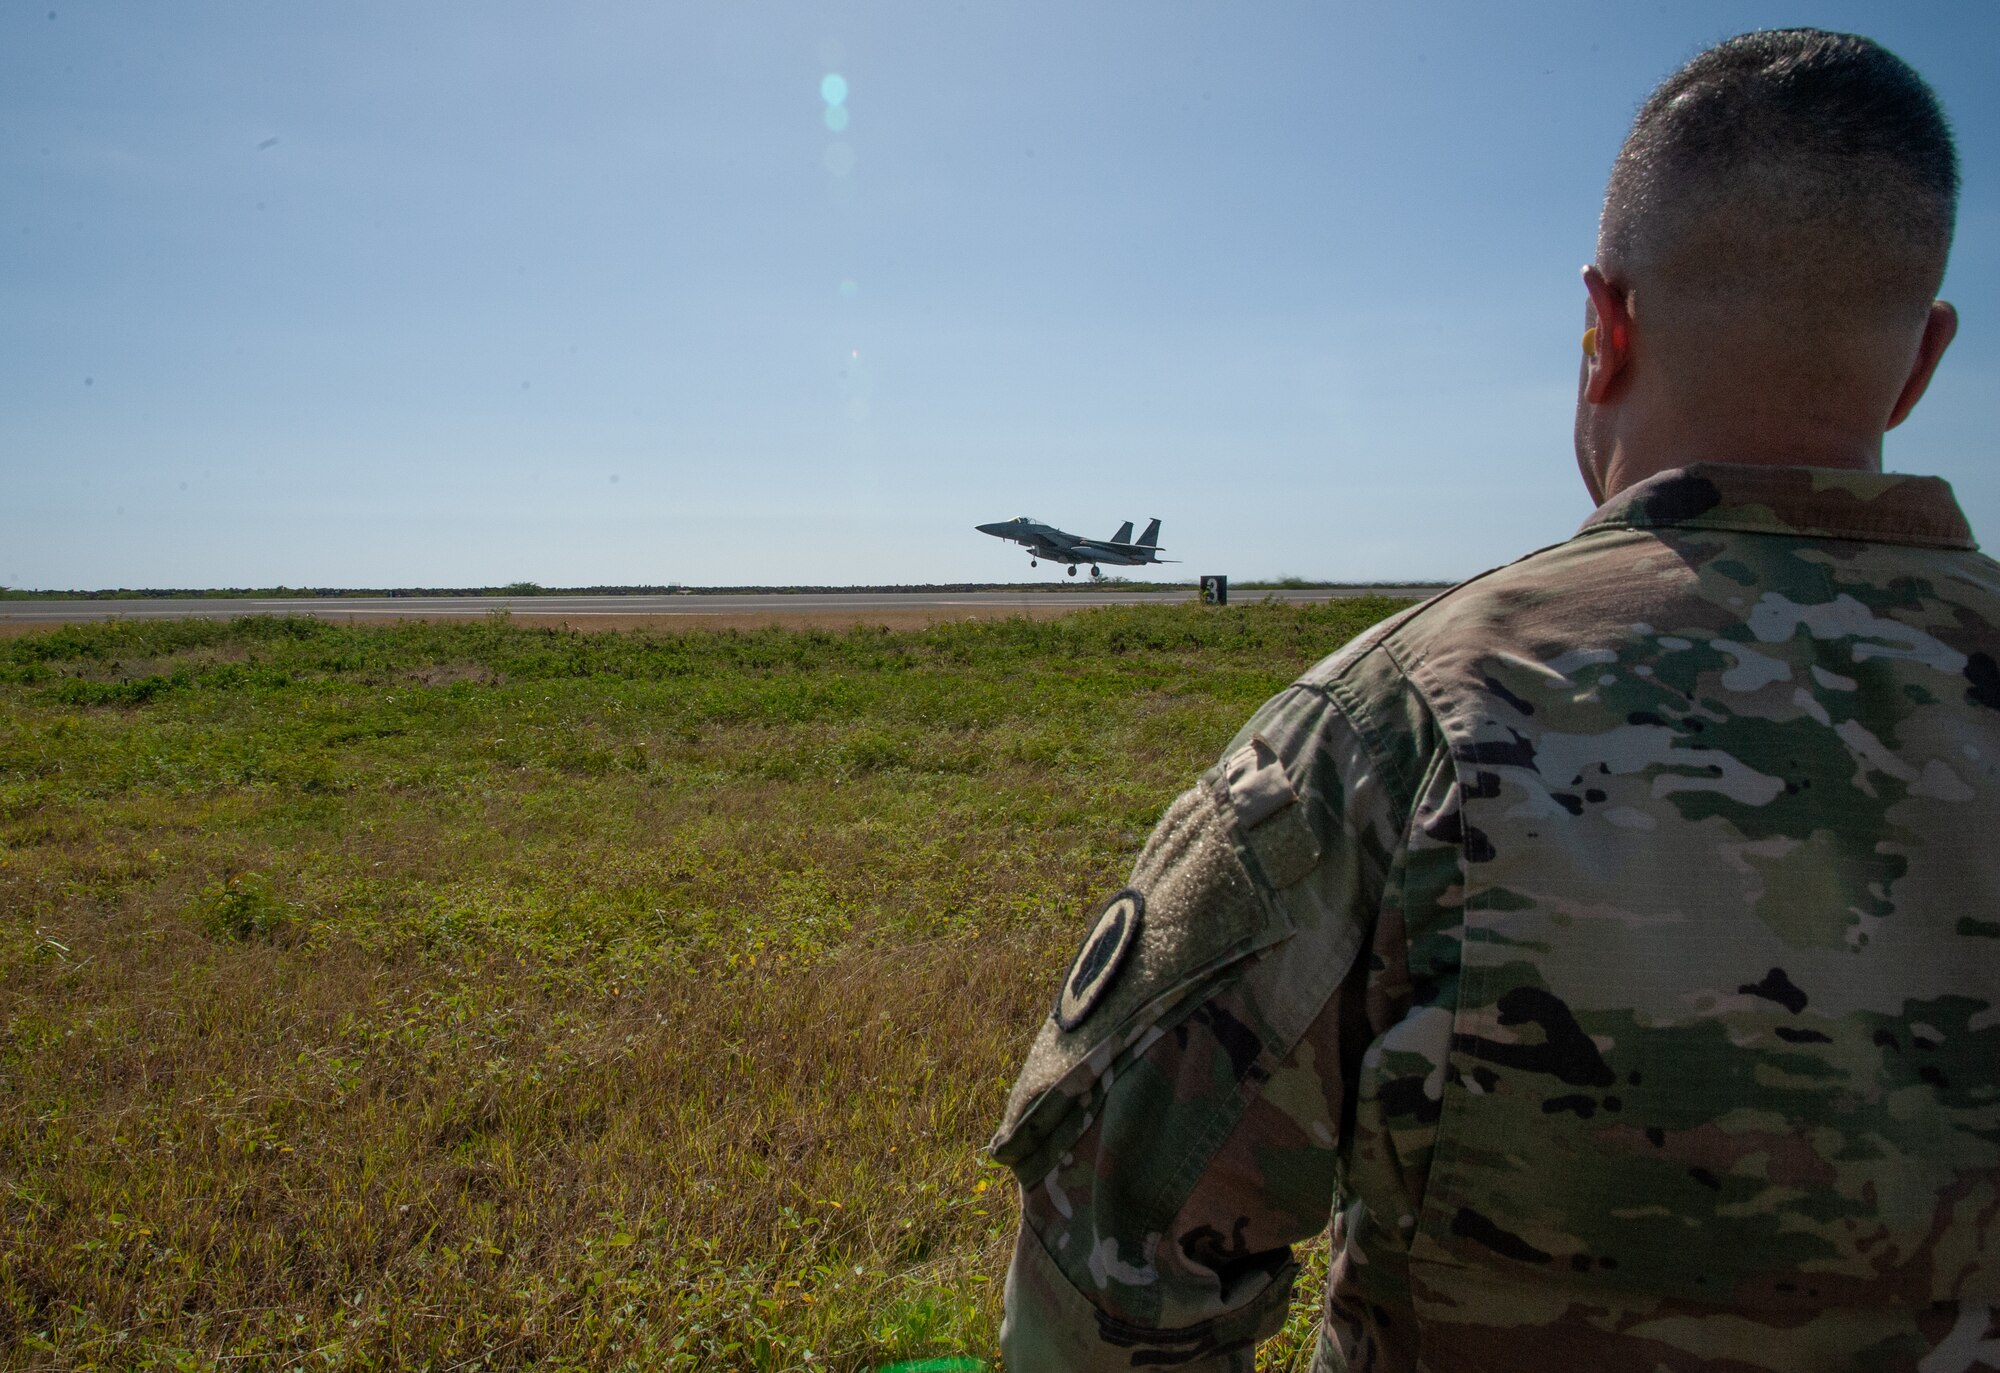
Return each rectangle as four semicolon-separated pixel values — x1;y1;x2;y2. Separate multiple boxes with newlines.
1110;521;1135;545
1137;518;1162;549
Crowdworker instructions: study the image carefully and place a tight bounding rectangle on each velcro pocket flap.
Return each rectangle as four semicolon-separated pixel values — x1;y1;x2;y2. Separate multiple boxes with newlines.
989;780;1293;1177
1224;734;1321;889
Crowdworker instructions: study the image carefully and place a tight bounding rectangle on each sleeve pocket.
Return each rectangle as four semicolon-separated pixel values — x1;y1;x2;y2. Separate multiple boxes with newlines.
989;779;1294;1179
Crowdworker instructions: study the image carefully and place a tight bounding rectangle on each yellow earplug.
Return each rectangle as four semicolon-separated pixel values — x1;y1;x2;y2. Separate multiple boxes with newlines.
1582;326;1598;358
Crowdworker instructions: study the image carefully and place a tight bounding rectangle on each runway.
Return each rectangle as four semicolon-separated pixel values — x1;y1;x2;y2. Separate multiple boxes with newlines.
0;586;1446;632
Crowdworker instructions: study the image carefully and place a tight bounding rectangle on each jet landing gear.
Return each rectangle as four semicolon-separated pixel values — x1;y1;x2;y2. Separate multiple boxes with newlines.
1066;565;1077;577
1090;565;1103;579
1029;559;1038;567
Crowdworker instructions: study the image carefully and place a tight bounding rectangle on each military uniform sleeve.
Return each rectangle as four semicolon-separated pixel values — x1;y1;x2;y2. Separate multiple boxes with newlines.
990;675;1420;1372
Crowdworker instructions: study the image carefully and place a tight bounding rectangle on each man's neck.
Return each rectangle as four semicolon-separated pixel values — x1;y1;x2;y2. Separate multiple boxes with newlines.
1595;427;1884;501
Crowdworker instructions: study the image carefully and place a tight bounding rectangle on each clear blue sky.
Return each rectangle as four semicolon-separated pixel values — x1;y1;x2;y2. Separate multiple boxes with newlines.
4;1;1995;589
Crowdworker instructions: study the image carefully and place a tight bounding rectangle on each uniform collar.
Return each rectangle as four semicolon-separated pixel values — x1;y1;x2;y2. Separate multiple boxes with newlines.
1579;463;1976;551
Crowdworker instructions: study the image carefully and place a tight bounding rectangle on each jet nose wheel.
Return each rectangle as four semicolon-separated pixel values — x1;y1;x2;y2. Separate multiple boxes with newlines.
1029;559;1037;567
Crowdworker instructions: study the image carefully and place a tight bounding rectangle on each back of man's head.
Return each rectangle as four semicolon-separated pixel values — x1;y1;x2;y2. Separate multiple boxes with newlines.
1600;30;1957;393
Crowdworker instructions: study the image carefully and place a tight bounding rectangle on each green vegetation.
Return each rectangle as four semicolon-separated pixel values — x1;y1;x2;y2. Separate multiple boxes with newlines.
0;583;1183;600
1234;577;1446;591
0;600;1405;1370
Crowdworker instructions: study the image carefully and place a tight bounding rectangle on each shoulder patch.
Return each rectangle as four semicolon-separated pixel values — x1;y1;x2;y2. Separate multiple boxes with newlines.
1054;889;1145;1031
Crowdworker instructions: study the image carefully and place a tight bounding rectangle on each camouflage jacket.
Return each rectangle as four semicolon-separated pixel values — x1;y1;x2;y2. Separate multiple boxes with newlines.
991;464;2000;1372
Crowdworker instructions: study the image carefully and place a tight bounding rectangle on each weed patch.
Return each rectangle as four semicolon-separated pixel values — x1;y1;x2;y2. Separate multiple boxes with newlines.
187;871;291;941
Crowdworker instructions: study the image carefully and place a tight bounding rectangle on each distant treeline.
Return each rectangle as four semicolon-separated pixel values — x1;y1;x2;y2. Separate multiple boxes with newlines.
1;579;1449;600
0;583;1136;600
0;584;585;600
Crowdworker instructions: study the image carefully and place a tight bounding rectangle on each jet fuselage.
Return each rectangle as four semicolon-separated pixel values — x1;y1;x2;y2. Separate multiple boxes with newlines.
976;517;1168;575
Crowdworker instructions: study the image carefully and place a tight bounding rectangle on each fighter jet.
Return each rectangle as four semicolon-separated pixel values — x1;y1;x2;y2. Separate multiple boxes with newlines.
975;516;1171;577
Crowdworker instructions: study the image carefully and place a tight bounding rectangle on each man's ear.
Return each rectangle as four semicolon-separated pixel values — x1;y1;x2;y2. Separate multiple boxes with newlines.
1886;300;1958;430
1582;265;1633;405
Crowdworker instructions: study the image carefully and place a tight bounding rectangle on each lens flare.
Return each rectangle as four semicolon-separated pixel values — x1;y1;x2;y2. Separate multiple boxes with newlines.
822;141;856;176
823;104;849;132
820;72;848;106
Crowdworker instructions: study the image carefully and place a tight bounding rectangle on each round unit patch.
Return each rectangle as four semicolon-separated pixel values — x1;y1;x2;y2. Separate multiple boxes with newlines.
1055;888;1145;1032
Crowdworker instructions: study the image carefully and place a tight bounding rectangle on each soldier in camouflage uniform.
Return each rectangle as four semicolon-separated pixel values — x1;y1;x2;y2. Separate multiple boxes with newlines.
991;30;1995;1372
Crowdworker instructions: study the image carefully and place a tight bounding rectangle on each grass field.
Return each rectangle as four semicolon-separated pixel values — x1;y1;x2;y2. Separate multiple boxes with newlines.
0;599;1406;1371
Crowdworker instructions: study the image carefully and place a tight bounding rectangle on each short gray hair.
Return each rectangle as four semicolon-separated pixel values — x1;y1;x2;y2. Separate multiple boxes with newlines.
1601;30;1957;324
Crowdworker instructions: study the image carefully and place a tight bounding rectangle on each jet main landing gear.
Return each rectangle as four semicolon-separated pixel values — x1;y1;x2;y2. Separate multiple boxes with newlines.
1090;565;1103;579
1066;565;1077;577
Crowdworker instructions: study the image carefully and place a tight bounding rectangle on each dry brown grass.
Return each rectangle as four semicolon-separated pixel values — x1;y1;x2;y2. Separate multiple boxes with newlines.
3;904;1047;1369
